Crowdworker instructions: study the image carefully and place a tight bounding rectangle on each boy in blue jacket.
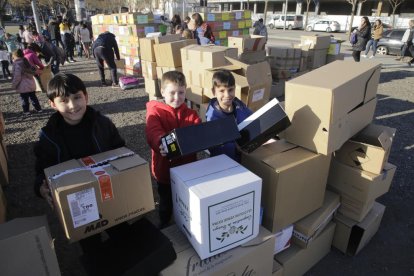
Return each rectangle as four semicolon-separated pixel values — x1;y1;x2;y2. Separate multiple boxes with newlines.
206;69;252;161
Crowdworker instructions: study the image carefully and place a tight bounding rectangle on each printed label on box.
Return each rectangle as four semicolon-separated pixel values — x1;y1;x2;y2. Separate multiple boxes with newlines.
238;21;246;28
81;156;96;166
137;15;148;24
67;187;100;228
235;12;242;20
91;167;114;202
145;26;155;35
208;192;255;253
222;13;230;21
219;31;227;39
223;22;231;30
207;14;215;22
252;88;265;103
232;30;240;36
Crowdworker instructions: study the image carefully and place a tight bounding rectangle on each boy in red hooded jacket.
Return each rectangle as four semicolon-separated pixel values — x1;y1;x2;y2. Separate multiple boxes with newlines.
145;71;201;228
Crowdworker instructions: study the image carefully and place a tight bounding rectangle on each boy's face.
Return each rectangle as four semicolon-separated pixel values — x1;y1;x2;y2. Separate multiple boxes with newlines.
161;82;186;109
214;85;235;112
50;91;88;125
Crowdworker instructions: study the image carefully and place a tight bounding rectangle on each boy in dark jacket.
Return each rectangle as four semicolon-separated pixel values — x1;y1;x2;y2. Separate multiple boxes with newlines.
92;31;120;87
145;71;201;228
34;73;125;207
206;69;252;161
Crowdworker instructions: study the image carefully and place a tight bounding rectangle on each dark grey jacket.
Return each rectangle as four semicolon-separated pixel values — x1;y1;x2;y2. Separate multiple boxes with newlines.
352;25;371;51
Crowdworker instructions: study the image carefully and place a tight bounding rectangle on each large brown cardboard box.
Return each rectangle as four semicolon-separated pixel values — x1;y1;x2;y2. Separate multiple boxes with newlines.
238;50;267;64
141;60;157;80
155;66;182;79
0;184;5;223
334;124;396;174
267;46;302;70
205;57;272;111
0;216;61;275
186;86;210;105
154;39;197;67
303;48;328;69
275;222;336;276
0;141;8;186
160;225;275;276
293;190;340;248
227;35;266;54
285;60;381;155
328;160;396;222
44;147;155;242
241;139;331;232
272;260;284;276
181;44;238;87
333;201;385;255
300;35;332;50
145;78;162;98
139;34;182;62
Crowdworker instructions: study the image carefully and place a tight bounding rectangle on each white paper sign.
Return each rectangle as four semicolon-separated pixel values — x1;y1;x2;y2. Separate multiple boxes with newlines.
223;22;231;30
67;187;100;228
252;88;265;103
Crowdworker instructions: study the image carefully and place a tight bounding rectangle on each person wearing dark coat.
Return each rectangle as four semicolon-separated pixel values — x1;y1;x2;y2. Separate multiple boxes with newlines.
92;31;120;87
351;16;371;62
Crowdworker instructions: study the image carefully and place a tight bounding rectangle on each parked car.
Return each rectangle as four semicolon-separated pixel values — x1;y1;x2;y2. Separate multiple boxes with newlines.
268;14;303;30
306;20;341;32
376;29;405;55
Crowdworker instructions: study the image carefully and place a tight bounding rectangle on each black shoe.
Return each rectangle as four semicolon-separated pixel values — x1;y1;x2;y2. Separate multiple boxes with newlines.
111;83;119;88
101;81;107;87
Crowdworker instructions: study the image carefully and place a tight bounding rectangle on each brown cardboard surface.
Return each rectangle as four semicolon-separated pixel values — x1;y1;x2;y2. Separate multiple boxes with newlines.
293;190;340;248
270;81;285;99
186;86;210;105
139;34;181;62
326;53;345;64
0;111;5;135
334;124;396;174
275;222;336;276
300;35;332;50
141;60;157;80
241;139;331;232
303;48;328;69
0;140;8;186
160;225;275;276
285;60;381;155
328;160;396;204
227;35;266;54
333;201;385;255
44;147;155;242
272;260;284;276
154;39;197;67
267;46;302;70
145;78;161;98
155;66;182;80
238;50;267;64
331;190;375;222
0;216;61;275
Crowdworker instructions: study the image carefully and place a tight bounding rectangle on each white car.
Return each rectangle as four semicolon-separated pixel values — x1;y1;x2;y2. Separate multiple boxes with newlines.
306;20;341;32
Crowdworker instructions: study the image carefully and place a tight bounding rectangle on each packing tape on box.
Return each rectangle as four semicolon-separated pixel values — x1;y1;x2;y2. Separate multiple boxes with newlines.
48;152;135;181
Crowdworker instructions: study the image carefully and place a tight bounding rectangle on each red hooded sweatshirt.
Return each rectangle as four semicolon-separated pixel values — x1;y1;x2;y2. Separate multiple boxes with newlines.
146;100;201;184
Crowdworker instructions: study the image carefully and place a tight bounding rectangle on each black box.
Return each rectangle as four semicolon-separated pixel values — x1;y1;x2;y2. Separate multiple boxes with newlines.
237;99;291;153
161;116;241;159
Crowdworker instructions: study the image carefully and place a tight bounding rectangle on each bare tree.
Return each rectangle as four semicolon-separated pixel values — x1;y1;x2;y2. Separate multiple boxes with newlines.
388;0;405;27
263;0;269;23
304;0;312;30
346;0;368;35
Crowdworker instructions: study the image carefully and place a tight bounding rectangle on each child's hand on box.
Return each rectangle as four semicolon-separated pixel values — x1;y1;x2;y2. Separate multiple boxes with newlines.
39;180;54;210
159;143;167;157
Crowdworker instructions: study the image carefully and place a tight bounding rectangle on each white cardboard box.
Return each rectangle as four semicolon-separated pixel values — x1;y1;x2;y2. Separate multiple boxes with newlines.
170;155;262;260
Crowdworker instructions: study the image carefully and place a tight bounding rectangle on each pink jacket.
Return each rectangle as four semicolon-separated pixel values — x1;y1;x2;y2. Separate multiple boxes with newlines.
12;58;36;93
23;48;44;70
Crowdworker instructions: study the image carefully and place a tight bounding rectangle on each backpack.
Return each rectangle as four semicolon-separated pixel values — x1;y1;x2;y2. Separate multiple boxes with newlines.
119;76;139;90
350;32;358;45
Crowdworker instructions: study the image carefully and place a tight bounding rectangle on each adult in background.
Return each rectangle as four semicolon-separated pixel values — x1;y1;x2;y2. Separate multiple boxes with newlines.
60;19;75;63
79;23;91;59
351;16;371;62
22;26;34;44
92;31;120;87
170;14;182;34
72;21;82;58
190;13;215;45
253;18;268;41
182;16;191;30
362;19;383;59
0;33;19;54
397;19;414;66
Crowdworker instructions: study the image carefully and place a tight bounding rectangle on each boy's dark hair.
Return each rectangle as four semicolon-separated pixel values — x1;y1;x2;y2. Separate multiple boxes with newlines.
161;71;187;88
212;69;235;88
47;73;87;101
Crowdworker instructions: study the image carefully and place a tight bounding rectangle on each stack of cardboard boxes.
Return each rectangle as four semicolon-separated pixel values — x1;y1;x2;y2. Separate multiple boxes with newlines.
198;11;253;46
91;13;164;76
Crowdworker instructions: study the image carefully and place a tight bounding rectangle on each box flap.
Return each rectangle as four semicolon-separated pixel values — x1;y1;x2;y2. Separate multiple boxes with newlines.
110;153;146;171
0;216;49;239
351;124;396;149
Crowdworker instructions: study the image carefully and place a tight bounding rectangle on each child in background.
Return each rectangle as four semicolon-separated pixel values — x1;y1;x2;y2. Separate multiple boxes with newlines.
145;71;201;228
206;69;252;161
0;49;12;79
11;49;42;115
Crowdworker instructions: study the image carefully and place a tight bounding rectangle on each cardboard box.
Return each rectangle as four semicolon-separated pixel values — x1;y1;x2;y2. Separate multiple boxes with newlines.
185;86;210;105
161;116;240;159
0;111;5;135
274;224;293;254
241;139;331;232
0;184;6;223
237;98;291;153
300;35;331;50
205;57;272;111
0;216;61;275
275;222;336;276
272;260;284;276
328;42;342;55
334;124;396;174
285;60;381;155
293;190;340;248
170;155;262;260
301;48;328;69
267;46;302;70
270;81;285;99
238;50;267;64
154;39;197;67
161;224;274;276
145;78;162;98
181;44;238;87
139;34;182;62
156;66;182;80
141;60;157;80
326;53;345;64
328;160;396;222
0;140;8;186
333;201;385;255
44;147;155;242
227;35;266;54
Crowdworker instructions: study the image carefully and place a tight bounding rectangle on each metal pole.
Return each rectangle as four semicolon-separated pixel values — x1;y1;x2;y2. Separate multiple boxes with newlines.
31;0;42;33
283;0;288;30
